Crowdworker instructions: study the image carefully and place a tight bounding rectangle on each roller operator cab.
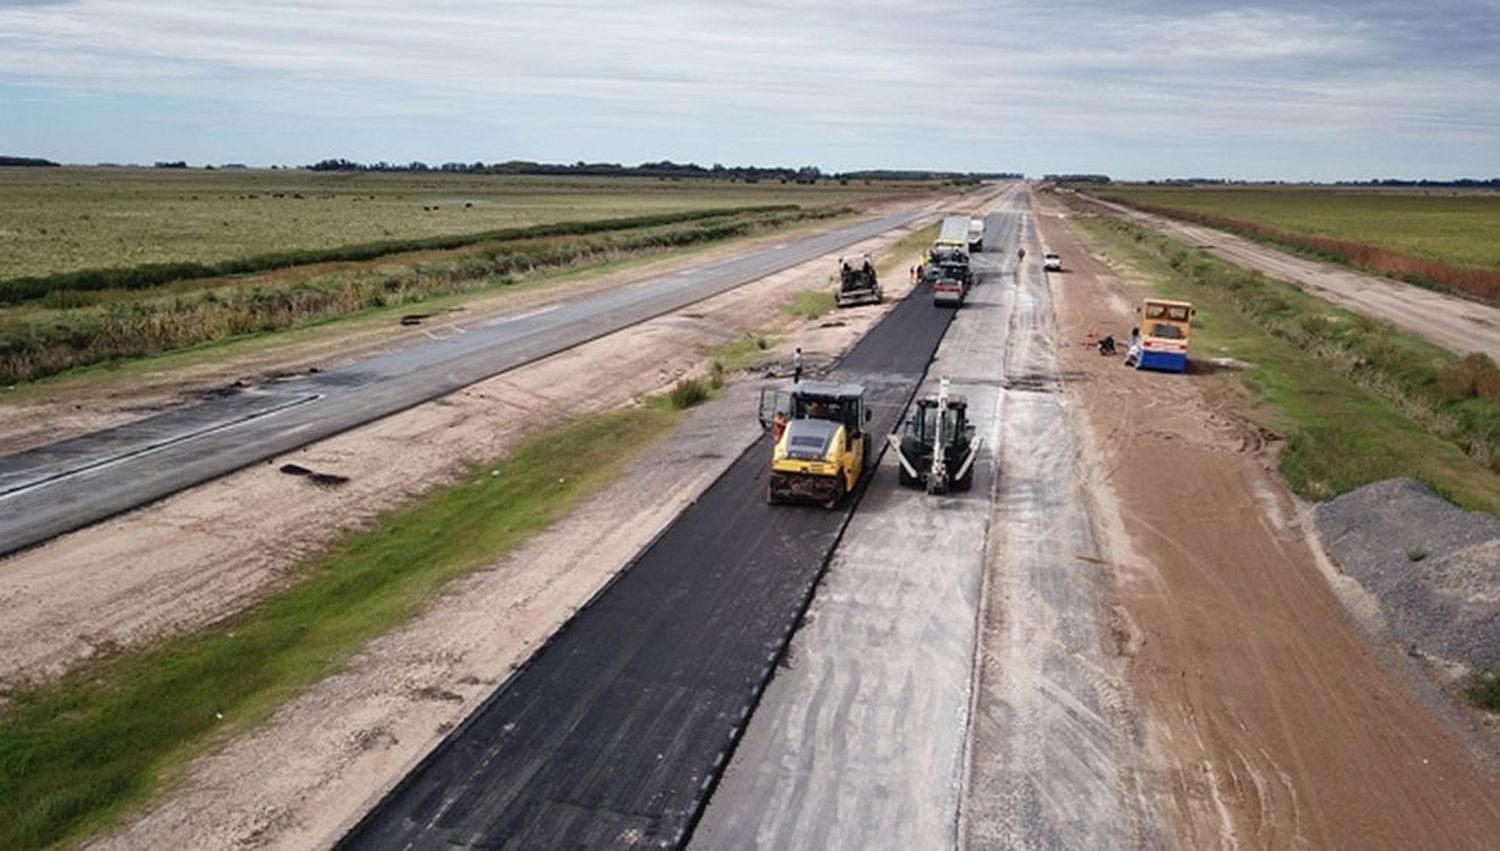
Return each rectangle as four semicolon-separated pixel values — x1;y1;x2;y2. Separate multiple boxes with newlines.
1136;298;1195;373
759;382;871;507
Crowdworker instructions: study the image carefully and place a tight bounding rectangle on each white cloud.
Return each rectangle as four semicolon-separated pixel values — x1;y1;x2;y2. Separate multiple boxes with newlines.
1;0;1497;175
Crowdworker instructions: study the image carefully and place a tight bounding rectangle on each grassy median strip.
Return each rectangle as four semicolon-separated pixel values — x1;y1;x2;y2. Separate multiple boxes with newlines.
0;400;687;849
1075;214;1500;514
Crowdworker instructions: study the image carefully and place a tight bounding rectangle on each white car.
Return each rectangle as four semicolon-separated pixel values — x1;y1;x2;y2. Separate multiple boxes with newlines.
1043;252;1063;272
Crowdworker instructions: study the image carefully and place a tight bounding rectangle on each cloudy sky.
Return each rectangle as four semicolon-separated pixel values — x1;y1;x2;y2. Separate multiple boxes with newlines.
2;0;1497;179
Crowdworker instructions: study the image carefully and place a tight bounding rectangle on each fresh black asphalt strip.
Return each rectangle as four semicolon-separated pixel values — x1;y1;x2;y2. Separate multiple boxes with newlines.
339;275;958;848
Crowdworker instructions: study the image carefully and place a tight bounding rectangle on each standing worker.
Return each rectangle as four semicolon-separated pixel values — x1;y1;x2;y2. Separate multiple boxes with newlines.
793;346;804;384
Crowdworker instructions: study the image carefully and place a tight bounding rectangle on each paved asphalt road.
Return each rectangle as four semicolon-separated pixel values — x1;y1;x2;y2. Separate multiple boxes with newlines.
692;209;1019;849
338;237;963;848
0;209;922;558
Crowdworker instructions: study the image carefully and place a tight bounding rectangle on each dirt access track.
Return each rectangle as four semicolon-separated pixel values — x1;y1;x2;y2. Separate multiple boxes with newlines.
0;190;975;689
1036;190;1500;848
1081;193;1500;358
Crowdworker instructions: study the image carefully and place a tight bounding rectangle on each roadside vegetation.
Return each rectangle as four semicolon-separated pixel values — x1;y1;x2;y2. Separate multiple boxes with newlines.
784;289;837;320
1;207;796;305
704;333;774;374
0;391;705;849
1075;214;1500;514
0;206;840;385
0;168;929;281
1467;670;1500;712
1093;185;1500;302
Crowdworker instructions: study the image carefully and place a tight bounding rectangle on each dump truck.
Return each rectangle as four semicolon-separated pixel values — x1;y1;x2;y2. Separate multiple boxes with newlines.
834;254;882;308
888;377;980;494
936;215;970;253
759;381;871;507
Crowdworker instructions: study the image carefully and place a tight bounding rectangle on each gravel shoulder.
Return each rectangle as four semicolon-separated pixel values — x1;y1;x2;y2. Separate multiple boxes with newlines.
1041;191;1500;848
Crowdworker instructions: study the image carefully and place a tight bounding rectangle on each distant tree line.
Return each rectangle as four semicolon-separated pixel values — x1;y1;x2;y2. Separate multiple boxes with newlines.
306;157;1018;183
1128;177;1500;188
1044;174;1112;184
1346;178;1500;189
0;156;59;167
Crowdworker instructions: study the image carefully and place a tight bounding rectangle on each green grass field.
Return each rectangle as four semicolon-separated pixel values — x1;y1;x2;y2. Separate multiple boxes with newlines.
1097;186;1500;271
0;168;927;281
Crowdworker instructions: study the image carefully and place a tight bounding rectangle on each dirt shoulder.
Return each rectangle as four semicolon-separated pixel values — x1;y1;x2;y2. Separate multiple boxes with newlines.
1076;192;1500;358
1038;192;1500;848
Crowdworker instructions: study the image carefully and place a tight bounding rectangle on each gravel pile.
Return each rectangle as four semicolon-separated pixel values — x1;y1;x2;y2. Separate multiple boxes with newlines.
1316;478;1500;673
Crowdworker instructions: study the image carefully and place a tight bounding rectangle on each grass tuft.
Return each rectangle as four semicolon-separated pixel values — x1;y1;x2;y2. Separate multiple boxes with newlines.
1466;670;1500;712
783;289;835;320
1438;353;1500;401
667;376;713;409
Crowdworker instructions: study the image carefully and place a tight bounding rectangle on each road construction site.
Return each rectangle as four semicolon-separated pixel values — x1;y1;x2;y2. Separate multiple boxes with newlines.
4;183;1499;849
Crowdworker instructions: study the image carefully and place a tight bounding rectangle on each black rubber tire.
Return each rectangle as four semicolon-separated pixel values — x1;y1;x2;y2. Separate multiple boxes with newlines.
824;476;846;510
898;465;917;488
